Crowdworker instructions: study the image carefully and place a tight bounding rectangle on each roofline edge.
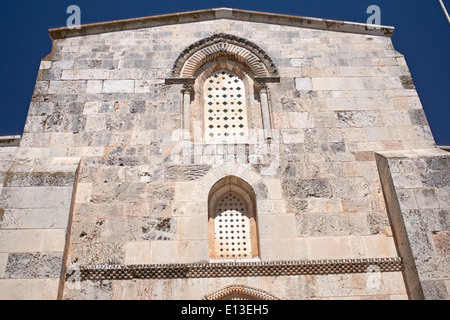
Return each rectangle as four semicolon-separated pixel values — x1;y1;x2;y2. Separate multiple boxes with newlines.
48;7;395;41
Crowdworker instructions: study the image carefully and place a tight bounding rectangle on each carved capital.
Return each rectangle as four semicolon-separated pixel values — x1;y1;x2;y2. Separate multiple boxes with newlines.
256;80;269;94
181;82;194;94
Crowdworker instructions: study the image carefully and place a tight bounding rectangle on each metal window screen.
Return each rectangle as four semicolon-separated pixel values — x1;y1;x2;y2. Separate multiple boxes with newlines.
204;69;248;142
214;191;252;259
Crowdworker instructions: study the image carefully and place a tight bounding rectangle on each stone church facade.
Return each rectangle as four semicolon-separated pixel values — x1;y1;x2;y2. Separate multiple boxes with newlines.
0;8;448;300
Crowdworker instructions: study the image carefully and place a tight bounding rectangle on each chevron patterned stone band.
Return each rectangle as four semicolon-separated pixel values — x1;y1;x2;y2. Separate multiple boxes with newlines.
66;257;403;281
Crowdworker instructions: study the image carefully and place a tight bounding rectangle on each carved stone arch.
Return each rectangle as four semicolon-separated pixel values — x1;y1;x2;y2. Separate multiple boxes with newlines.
171;33;279;79
203;285;280;300
195;164;269;202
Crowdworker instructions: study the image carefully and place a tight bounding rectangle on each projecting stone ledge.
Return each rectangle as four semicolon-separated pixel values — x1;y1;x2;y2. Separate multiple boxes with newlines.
0;135;21;147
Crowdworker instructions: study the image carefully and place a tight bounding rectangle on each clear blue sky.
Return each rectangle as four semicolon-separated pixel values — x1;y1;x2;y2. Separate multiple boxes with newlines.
0;0;449;145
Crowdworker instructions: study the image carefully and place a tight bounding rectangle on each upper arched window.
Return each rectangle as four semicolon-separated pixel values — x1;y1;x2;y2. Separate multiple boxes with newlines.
204;69;248;142
167;34;279;142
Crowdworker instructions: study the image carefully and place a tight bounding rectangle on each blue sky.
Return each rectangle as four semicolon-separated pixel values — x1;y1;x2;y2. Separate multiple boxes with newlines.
0;0;449;145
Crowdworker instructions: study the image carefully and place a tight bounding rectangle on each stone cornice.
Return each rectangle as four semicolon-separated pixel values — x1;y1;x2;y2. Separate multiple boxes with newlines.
49;7;394;41
0;135;21;147
66;257;403;281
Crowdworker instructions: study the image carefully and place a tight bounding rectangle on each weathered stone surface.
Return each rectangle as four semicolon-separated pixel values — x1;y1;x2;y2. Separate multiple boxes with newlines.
3;172;75;187
377;150;450;300
286;199;308;214
399;75;415;89
129;101;146;114
102;80;135;93
413;188;440;209
337;111;381;128
282;179;333;198
253;181;269;199
409;110;428;126
90;182;147;203
146;183;174;203
421;280;448;300
64;279;113;300
4;253;63;279
296;212;371;236
295;78;312;90
141;218;175;240
164;165;211;181
366;211;390;235
0;208;70;229
414;255;450;282
421;171;450;188
1;187;74;209
0;278;60;300
48;81;86;94
432;231;450;255
68;242;124;265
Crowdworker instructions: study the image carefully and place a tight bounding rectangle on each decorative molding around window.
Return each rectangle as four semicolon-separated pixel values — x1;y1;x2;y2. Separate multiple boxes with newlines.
169;33;279;79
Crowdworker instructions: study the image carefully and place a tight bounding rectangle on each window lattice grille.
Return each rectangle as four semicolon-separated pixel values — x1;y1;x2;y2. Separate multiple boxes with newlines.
214;192;252;259
204;70;248;142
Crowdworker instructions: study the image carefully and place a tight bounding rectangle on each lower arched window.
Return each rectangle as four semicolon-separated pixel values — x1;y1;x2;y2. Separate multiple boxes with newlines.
208;176;259;260
214;191;252;259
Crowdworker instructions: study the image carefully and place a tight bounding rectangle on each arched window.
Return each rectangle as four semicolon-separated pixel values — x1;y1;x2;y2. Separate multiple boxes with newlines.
166;34;280;142
204;69;248;142
208;176;259;260
213;191;251;259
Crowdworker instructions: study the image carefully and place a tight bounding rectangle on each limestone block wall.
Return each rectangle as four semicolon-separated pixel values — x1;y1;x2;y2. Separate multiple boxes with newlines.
376;148;450;300
0;136;20;199
0;133;79;299
0;15;444;299
0;154;79;299
63;272;407;300
0;136;20;293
